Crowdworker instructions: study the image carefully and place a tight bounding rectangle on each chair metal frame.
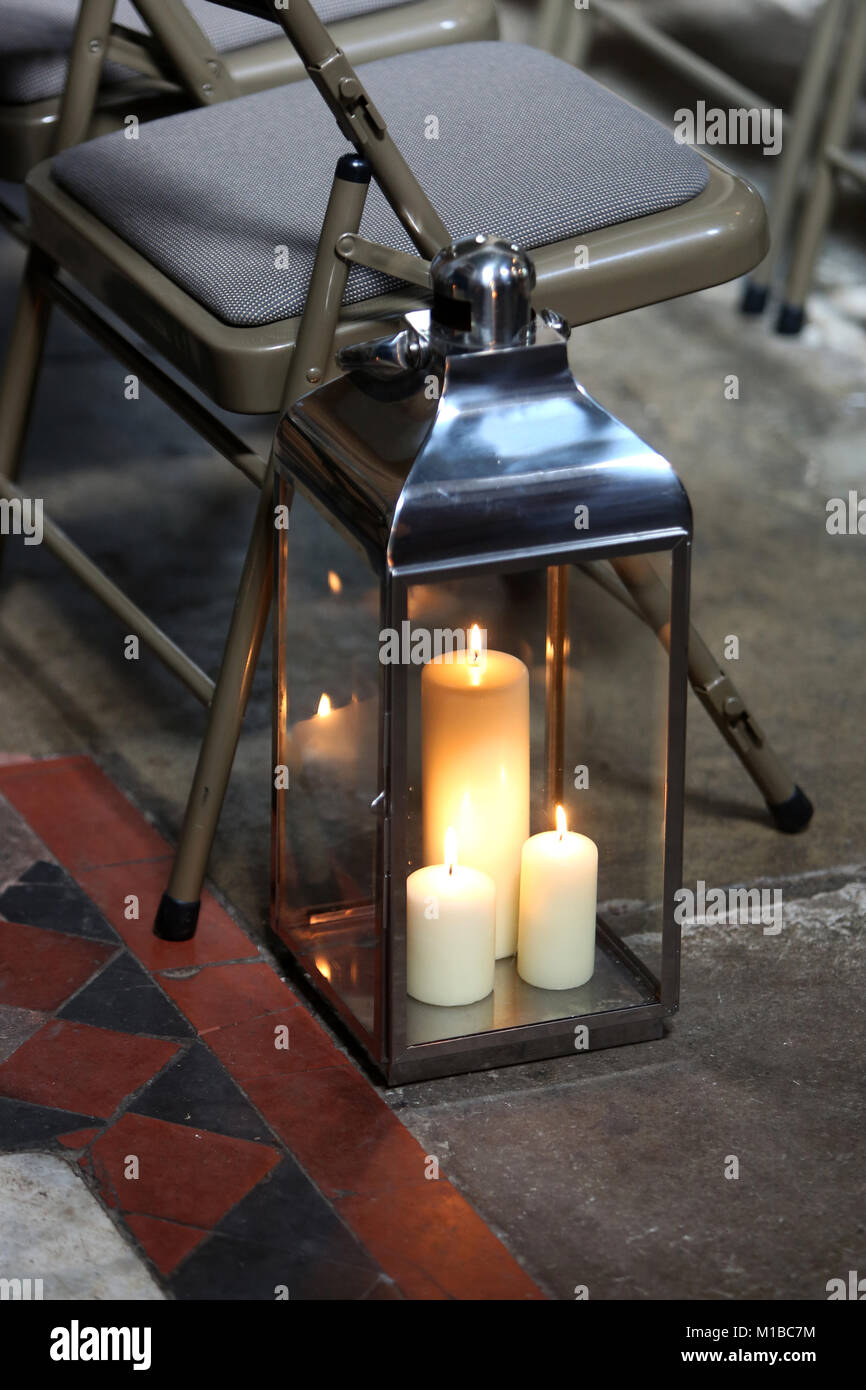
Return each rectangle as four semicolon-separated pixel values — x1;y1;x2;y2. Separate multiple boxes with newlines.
0;0;806;943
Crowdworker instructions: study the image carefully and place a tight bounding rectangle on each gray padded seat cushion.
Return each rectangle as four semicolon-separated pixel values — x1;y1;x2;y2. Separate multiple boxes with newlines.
51;42;710;328
0;0;407;105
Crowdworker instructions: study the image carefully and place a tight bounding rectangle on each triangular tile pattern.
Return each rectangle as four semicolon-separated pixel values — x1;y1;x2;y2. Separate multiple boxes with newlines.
0;919;116;1012
0;861;119;942
0;757;544;1300
58;950;195;1039
0;1097;100;1150
129;1042;271;1142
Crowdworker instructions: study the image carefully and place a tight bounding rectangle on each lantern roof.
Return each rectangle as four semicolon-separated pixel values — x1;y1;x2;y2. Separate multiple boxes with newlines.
273;321;691;580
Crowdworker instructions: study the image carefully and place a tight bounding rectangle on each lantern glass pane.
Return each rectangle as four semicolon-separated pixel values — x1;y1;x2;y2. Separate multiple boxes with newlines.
401;557;671;1048
273;488;383;1044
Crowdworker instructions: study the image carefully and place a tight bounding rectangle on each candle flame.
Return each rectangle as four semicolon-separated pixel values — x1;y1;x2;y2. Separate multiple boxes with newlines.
327;571;342;594
316;693;332;718
315;956;332;982
444;826;458;876
556;804;567;840
469;624;483;664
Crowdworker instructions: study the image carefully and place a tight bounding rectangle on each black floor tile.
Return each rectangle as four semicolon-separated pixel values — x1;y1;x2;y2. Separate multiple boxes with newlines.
20;862;72;887
58;951;194;1038
0;863;118;942
0;1097;98;1149
130;1041;268;1140
170;1231;384;1301
216;1157;379;1268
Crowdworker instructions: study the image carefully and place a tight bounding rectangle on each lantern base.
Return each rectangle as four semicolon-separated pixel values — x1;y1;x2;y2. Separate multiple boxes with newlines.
767;785;814;834
154;892;200;941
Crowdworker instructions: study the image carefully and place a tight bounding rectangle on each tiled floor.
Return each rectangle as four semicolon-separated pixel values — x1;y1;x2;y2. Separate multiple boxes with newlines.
0;756;543;1300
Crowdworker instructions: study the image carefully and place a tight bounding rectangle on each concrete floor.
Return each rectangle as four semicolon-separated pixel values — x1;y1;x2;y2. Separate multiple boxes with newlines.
1;0;864;1298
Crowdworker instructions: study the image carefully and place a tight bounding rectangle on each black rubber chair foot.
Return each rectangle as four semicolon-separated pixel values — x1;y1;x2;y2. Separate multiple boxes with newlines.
740;282;768;316
767;785;814;834
776;303;805;336
154;893;200;941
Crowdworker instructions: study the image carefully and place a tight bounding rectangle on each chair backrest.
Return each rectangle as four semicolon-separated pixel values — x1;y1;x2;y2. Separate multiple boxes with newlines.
200;0;451;258
53;0;455;151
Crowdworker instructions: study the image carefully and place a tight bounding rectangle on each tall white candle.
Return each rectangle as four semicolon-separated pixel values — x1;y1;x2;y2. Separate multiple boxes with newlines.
407;829;496;1007
422;629;529;959
517;806;598;990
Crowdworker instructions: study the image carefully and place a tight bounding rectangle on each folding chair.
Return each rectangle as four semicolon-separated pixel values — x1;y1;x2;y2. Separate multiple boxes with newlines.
0;0;498;222
743;0;866;334
0;0;805;944
536;0;866;336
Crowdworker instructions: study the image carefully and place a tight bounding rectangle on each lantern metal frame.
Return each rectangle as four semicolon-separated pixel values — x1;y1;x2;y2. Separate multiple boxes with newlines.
272;306;692;1084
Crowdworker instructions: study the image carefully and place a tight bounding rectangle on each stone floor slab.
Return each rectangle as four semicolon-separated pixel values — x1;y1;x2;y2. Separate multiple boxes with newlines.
0;1151;164;1300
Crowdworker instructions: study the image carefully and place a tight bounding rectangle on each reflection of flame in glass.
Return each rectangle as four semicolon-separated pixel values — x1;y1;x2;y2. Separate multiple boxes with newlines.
445;826;458;876
327;571;342;594
316;956;332;982
556;804;567;840
316;693;331;718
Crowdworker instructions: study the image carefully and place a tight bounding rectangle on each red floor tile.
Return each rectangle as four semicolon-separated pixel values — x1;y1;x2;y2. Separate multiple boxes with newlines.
0;920;115;1011
0;758;166;873
79;861;253;971
86;1113;280;1229
158;961;297;1035
246;1066;425;1199
0;1019;179;1117
339;1184;545;1302
207;1005;346;1081
124;1214;209;1276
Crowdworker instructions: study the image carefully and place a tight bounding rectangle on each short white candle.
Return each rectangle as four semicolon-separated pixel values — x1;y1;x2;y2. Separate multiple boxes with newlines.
407;828;496;1007
517;806;598;991
422;627;530;960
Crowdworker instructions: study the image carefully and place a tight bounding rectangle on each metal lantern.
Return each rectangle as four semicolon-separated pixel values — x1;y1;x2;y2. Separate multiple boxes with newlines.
271;237;691;1084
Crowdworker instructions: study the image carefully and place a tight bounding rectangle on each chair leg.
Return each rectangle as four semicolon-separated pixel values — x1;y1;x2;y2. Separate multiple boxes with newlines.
741;0;849;317
0;250;52;569
154;470;275;940
776;0;866;334
534;0;566;53
562;3;597;69
154;151;373;941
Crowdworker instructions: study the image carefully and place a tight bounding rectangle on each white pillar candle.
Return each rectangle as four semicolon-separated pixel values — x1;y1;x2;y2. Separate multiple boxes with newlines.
517;806;598;990
422;629;529;959
407;829;496;1007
